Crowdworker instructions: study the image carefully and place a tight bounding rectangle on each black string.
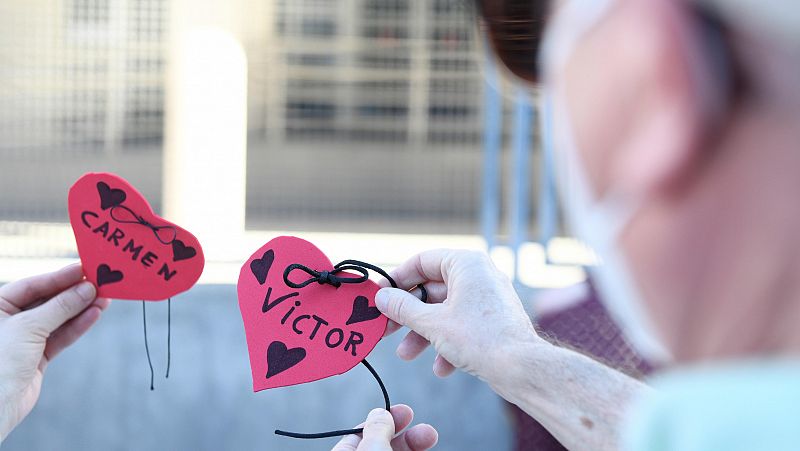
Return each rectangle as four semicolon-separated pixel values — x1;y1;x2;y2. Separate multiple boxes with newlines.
111;205;177;245
274;360;390;439
142;301;155;391
275;260;427;440
166;298;171;379
336;260;396;288
335;260;428;303
284;263;369;288
283;260;428;304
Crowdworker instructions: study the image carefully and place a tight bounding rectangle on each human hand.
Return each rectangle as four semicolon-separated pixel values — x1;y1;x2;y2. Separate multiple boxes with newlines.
0;264;110;441
331;405;438;451
376;250;543;385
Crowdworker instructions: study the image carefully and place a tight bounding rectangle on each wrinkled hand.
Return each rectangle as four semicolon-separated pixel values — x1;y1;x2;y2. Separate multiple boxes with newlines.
376;250;541;384
0;264;110;441
331;405;438;451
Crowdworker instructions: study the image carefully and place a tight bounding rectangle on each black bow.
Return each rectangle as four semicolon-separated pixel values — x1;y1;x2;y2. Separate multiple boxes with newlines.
110;205;177;245
283;262;369;289
283;259;426;303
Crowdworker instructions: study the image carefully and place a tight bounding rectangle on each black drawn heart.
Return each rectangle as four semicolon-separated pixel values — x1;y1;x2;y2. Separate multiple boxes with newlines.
266;340;306;379
97;264;124;287
96;181;127;210
345;295;382;325
172;239;197;262
250;249;275;285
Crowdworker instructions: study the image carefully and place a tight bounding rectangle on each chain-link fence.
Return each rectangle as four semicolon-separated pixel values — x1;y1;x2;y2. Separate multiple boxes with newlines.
1;0;544;259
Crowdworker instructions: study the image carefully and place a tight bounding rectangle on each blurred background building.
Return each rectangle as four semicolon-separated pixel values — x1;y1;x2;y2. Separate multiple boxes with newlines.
0;0;589;286
0;0;538;234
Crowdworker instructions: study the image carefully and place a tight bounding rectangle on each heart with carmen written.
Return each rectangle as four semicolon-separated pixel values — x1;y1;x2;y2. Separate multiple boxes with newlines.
68;172;205;300
237;236;388;391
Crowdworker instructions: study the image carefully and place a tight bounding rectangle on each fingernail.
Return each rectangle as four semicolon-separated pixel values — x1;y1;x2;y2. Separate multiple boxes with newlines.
368;408;387;418
76;281;96;300
375;289;390;311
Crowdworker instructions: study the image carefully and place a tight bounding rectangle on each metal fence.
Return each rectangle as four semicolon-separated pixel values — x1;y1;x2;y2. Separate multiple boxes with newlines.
0;0;546;258
0;0;167;223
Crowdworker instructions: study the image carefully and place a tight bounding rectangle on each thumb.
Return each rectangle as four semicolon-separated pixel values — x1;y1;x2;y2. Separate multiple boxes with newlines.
375;288;432;335
19;281;97;335
359;408;395;450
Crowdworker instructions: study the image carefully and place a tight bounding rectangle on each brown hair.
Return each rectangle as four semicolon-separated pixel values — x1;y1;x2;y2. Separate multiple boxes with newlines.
475;0;552;83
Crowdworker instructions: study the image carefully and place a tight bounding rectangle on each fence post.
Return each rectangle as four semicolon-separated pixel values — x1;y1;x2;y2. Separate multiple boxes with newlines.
481;53;502;251
508;88;532;282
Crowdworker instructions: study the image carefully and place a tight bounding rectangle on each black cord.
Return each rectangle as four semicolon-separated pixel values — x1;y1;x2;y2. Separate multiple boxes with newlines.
284;259;428;303
274;260;427;440
111;205;177;245
142;301;155;391
335;260;397;289
274;360;390;439
284;263;369;289
166;298;171;378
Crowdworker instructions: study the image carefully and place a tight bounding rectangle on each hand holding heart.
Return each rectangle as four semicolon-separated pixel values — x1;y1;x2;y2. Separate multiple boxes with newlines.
375;249;543;387
0;264;110;441
68;173;204;301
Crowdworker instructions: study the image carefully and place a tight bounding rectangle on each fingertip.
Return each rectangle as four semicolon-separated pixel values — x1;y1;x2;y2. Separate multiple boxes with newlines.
94;297;112;311
64;262;84;272
405;423;439;450
375;287;393;312
433;355;456;378
366;407;394;428
83;303;103;324
396;339;412;360
60;263;86;282
391;403;413;414
396;342;419;361
59;261;83;274
390;404;414;431
75;281;97;302
397;331;430;361
383;320;402;337
362;407;395;443
368;407;390;418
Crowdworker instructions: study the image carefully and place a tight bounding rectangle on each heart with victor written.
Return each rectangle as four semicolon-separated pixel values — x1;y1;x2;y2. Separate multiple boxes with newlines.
68;172;205;300
237;236;388;391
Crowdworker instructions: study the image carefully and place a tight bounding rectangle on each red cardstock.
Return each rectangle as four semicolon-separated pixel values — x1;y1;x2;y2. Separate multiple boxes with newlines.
68;173;205;300
237;236;388;391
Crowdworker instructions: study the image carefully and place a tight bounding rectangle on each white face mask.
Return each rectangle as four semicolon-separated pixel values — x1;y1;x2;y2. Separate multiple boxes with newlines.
541;0;672;363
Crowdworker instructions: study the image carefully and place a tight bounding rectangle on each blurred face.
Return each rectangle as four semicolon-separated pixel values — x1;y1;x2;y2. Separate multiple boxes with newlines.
485;0;800;362
542;0;680;361
535;0;729;360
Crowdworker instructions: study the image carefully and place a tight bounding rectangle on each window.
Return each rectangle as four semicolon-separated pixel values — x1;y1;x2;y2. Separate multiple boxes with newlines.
70;0;110;27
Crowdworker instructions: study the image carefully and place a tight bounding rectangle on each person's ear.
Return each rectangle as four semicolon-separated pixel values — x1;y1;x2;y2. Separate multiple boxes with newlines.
605;0;728;197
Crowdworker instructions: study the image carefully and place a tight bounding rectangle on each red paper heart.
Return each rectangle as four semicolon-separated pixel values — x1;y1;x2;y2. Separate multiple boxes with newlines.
68;173;205;300
237;236;388;391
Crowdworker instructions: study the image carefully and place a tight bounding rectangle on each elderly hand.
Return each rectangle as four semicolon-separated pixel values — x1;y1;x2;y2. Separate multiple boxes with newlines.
376;249;542;385
0;264;110;442
331;405;438;451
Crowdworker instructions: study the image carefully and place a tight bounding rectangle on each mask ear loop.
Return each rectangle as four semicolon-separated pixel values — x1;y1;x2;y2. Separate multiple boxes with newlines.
275;260;428;440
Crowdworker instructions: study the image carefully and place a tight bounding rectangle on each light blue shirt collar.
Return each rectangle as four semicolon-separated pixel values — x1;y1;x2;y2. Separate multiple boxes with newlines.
623;360;800;451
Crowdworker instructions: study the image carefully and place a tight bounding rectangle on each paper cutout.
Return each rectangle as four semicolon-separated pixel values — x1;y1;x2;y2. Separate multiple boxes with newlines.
68;173;205;300
266;341;307;378
346;296;382;325
237;236;388;391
